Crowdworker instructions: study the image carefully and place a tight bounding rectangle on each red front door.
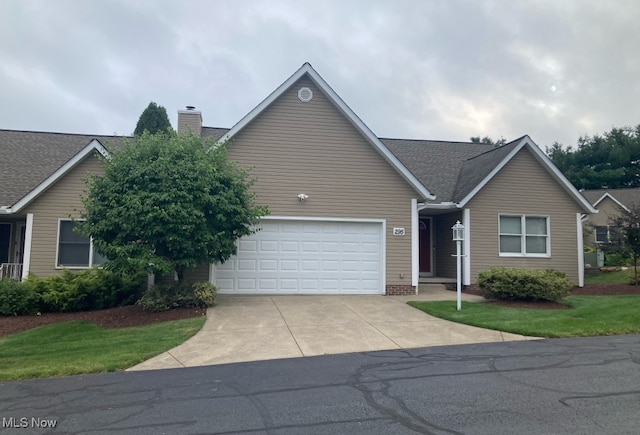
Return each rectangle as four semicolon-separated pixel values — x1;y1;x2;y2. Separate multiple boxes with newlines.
419;218;432;275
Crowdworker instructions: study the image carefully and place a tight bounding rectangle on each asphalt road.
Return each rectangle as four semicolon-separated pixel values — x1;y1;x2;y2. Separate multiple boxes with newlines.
1;335;639;434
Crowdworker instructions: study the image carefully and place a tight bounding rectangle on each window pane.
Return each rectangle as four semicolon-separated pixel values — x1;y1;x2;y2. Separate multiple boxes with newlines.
60;221;88;243
58;244;90;266
500;216;521;234
595;226;608;243
526;236;547;254
526;217;547;235
500;235;521;253
92;248;108;265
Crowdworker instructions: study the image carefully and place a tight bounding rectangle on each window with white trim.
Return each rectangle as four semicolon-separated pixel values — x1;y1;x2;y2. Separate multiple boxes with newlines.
595;225;620;244
499;215;549;256
57;220;107;268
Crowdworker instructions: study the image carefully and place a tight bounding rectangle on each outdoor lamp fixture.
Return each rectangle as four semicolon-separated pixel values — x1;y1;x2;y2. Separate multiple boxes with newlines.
297;193;309;203
451;220;465;311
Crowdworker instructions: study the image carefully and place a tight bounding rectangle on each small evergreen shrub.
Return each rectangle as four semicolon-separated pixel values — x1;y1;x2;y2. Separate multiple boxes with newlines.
477;267;573;302
627;268;640;285
605;253;628;267
23;269;145;313
137;281;217;312
0;279;40;316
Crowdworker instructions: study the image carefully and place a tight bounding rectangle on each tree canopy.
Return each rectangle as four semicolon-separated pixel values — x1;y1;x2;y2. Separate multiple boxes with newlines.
546;125;640;189
598;203;640;284
79;132;269;279
470;136;506;146
134;102;172;136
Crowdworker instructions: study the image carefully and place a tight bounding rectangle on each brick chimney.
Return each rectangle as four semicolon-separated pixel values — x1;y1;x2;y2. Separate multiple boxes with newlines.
177;106;202;136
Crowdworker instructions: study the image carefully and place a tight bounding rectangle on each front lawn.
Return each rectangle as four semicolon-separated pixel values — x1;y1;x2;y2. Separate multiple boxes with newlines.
584;269;630;284
0;317;204;381
408;295;640;338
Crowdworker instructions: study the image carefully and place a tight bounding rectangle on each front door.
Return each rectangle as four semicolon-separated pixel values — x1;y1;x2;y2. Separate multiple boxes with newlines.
419;218;433;277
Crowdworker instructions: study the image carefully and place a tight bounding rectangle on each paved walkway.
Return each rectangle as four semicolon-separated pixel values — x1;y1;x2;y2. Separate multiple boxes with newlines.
129;287;537;371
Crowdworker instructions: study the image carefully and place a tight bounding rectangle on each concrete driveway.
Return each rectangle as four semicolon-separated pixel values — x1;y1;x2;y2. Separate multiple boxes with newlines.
129;286;536;371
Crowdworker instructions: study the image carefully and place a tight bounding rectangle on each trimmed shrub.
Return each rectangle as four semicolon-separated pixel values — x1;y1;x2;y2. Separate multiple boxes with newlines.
137;281;217;312
22;269;145;313
0;279;40;316
477;267;573;302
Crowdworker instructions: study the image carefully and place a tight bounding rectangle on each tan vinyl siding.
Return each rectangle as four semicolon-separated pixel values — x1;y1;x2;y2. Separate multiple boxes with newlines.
467;148;582;284
433;212;462;279
226;76;420;286
184;263;210;282
23;154;104;278
583;197;625;247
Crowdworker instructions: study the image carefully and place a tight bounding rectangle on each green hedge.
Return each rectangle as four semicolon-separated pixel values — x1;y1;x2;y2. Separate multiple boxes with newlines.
137;281;217;312
477;267;573;302
0;279;40;316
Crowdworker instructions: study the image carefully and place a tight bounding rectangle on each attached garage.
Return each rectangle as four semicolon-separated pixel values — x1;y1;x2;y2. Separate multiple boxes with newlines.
213;218;385;294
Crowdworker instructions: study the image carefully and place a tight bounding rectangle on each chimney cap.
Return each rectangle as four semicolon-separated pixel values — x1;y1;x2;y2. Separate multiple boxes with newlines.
185;105;196;110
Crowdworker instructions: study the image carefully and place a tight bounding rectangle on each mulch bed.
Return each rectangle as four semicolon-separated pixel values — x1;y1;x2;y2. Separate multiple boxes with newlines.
0;305;206;338
2;284;640;338
466;283;640;310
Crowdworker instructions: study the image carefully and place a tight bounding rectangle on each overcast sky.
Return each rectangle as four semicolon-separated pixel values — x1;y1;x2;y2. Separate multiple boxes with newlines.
1;0;639;149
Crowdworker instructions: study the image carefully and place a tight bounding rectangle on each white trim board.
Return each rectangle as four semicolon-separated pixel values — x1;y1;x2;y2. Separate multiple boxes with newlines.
458;136;597;214
217;63;435;201
3;139;109;214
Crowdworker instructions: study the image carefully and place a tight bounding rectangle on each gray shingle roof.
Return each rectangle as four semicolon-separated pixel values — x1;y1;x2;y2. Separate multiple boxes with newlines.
451;137;524;202
382;138;498;201
0;130;127;207
1;125;528;209
201;127;230;141
581;188;640;209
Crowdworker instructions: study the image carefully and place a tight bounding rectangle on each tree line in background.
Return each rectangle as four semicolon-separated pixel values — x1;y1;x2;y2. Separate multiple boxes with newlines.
546;125;640;190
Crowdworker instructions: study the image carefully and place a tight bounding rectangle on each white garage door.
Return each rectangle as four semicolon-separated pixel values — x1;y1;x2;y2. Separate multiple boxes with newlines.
213;219;384;294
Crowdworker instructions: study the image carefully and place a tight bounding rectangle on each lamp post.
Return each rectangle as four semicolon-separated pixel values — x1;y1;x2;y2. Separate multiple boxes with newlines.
452;220;465;311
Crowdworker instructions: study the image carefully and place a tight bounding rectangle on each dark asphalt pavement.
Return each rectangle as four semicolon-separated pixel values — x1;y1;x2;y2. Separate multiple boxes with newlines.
1;335;639;434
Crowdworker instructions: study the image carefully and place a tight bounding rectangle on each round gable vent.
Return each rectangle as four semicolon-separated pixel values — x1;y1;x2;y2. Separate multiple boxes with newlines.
298;87;313;102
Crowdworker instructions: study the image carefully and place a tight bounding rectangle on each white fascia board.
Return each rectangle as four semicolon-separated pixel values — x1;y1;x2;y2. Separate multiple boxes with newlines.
7;139;109;214
458;136;598;214
593;192;630;213
417;202;458;211
217;63;435;201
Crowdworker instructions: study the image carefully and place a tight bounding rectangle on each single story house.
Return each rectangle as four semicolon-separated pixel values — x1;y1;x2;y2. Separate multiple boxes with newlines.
580;188;640;267
1;63;596;293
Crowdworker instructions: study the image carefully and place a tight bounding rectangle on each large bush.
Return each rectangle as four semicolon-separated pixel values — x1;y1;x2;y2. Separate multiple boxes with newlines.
477;267;573;302
0;279;40;316
23;269;145;313
137;281;217;312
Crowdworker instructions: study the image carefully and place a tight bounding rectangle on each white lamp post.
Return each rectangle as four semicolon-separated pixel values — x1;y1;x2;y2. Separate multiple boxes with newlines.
452;220;465;311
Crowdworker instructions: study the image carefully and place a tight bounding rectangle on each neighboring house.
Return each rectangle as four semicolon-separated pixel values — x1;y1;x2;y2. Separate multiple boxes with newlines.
1;63;596;293
581;188;640;248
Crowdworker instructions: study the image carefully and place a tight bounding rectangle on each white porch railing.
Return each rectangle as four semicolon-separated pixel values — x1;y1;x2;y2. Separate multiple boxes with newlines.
0;263;23;281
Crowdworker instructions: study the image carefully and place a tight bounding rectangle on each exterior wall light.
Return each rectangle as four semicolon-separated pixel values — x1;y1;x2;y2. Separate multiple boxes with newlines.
297;193;309;202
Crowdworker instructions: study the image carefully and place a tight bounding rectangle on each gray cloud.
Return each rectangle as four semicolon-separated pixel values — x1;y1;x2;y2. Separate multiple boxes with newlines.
1;0;639;148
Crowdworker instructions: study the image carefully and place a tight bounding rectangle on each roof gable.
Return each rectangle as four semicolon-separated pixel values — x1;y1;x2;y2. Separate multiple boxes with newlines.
218;63;435;200
456;136;596;213
0;131;123;213
582;188;640;211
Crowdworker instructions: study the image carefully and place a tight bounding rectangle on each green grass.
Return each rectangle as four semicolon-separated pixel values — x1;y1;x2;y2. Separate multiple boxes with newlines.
584;269;630;284
0;317;205;381
408;295;640;338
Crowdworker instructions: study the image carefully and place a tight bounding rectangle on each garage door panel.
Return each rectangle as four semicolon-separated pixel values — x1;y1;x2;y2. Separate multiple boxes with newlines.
214;220;383;294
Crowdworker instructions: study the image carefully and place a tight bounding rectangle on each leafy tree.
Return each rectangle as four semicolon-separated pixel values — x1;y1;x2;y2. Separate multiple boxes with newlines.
546;125;640;189
134;102;172;136
78;132;269;280
599;203;640;285
470;136;506;146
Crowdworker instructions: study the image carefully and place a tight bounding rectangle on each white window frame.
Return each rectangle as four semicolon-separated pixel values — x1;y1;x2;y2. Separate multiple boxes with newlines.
498;214;551;257
55;219;104;269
